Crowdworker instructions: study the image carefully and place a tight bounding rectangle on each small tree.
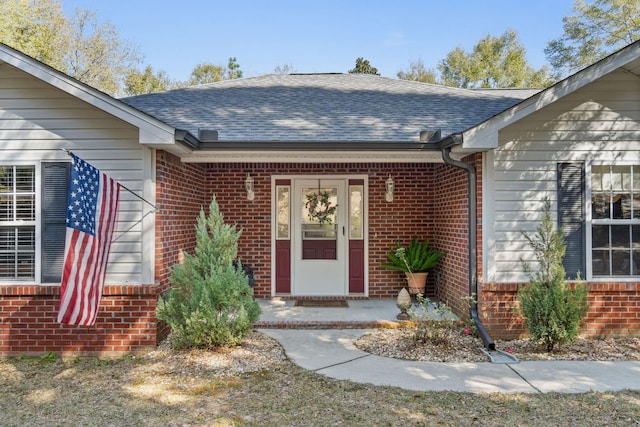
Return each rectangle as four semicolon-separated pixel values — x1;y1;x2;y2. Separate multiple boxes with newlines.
348;57;380;75
518;200;589;352
226;57;243;79
157;197;260;348
397;59;438;84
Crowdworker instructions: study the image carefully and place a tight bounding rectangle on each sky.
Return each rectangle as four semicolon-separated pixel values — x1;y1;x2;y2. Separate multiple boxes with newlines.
61;0;576;81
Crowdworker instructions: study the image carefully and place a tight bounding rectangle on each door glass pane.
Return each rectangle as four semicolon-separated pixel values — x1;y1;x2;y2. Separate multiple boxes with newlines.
349;185;363;239
302;186;337;226
276;185;289;239
301;185;337;260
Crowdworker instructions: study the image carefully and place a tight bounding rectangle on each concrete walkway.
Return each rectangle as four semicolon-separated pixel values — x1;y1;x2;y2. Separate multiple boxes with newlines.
256;299;640;394
260;329;640;394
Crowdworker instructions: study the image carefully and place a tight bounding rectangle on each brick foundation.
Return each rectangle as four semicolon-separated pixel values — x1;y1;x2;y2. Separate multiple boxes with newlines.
480;281;640;339
0;285;159;357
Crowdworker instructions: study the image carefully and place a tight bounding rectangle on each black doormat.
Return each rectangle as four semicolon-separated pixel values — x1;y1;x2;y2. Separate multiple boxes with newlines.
294;299;349;308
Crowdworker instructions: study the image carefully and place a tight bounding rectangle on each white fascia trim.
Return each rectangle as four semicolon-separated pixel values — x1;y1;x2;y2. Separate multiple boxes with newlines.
462;42;640;150
179;150;444;163
0;47;175;146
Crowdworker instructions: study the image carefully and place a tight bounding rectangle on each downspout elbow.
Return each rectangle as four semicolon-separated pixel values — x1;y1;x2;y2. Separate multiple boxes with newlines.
441;145;495;351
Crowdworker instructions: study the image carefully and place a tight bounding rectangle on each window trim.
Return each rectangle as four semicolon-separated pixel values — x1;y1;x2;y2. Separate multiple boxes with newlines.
0;162;39;283
586;161;640;281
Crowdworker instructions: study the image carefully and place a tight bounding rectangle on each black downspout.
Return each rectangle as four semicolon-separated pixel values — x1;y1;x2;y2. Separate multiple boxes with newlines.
441;146;495;351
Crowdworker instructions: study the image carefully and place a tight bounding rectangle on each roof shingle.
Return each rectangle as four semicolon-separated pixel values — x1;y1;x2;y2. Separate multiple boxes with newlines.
121;73;538;142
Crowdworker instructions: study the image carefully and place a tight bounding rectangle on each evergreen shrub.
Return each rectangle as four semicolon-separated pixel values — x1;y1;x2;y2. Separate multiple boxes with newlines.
157;197;261;348
518;200;589;352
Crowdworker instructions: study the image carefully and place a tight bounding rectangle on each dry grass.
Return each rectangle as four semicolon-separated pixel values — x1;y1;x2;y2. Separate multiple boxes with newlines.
1;331;639;427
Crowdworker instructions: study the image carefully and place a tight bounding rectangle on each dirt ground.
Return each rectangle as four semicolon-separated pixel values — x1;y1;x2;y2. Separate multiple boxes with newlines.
1;331;639;426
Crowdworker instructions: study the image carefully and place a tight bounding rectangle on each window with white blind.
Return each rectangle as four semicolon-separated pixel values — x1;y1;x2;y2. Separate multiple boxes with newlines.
0;162;70;282
0;166;36;279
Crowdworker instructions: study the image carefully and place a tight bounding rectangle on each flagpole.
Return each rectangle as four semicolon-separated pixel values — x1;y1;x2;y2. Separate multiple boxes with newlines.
61;149;158;211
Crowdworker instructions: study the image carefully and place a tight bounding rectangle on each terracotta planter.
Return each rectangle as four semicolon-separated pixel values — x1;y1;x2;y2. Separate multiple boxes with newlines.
405;272;428;295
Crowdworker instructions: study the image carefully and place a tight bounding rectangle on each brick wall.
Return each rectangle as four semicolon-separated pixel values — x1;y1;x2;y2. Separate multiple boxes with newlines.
204;162;437;298
429;152;640;340
431;154;481;318
480;281;640;339
155;151;208;294
0;285;158;357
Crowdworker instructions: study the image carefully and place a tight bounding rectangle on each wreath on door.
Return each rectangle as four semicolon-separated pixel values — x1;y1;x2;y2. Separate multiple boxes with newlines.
305;191;337;224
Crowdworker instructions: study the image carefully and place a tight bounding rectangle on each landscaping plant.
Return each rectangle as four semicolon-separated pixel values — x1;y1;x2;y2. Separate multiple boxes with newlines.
518;200;589;352
407;295;475;346
157;197;261;348
381;237;444;273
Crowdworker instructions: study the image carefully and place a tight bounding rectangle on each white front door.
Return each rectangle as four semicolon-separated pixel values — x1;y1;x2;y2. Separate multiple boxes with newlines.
292;179;347;295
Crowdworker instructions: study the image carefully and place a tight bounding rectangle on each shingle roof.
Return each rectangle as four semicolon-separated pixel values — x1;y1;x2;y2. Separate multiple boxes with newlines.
121;73;538;142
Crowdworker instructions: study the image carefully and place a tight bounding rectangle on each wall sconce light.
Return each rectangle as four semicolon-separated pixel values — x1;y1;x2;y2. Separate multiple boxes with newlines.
245;173;255;201
385;174;394;202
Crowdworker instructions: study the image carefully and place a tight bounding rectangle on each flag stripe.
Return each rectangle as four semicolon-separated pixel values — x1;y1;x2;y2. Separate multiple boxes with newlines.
57;155;120;326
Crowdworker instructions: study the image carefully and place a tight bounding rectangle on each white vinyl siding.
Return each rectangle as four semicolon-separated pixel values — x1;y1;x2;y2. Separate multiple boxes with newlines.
0;63;154;285
485;68;640;282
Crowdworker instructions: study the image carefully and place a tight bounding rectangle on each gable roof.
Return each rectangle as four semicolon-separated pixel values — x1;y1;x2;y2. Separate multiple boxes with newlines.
0;42;175;148
122;74;536;144
459;39;640;151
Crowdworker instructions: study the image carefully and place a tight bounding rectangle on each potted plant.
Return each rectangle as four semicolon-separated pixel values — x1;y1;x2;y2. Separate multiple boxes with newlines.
381;237;444;295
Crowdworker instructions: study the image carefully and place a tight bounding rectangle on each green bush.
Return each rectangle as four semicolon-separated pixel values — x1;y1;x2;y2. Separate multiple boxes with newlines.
518;200;589;352
381;237;444;273
157;197;261;349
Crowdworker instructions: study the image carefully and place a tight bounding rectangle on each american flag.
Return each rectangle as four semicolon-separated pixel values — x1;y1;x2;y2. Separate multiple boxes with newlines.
57;154;120;326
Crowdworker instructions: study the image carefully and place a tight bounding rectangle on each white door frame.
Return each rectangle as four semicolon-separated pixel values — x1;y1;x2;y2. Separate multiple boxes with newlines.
270;174;369;297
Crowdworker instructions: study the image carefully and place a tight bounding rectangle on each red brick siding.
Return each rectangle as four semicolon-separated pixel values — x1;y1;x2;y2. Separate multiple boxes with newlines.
155;151;208;294
203;162;437;298
480;281;640;339
431;154;481;318
0;285;158;356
